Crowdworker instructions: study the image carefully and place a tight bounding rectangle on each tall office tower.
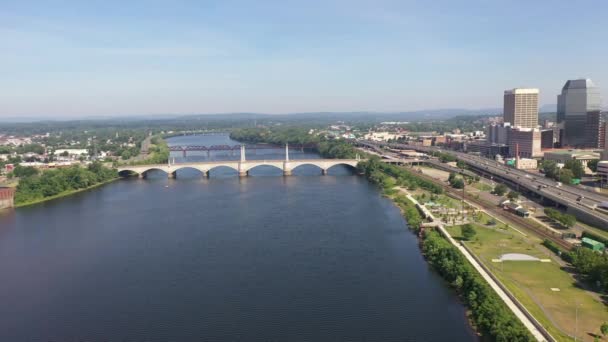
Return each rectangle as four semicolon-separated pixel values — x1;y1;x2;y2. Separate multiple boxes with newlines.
503;88;539;128
557;79;602;147
585;111;604;148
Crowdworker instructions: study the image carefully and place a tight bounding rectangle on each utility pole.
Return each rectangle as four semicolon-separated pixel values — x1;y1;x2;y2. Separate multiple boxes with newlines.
574;301;581;342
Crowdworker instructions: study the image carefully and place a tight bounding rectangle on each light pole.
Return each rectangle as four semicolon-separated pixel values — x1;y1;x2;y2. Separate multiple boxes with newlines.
499;242;507;272
574;301;581;342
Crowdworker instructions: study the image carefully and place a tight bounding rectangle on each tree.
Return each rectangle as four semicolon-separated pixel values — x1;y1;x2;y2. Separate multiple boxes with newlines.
601;322;608;337
451;178;465;189
561;214;576;228
11;165;39;178
456;160;467;169
559;168;574;184
494;184;508;196
121;150;132;160
448;172;456;182
507;191;520;201
588;159;599;173
542;160;558;179
461;224;477;240
564;160;585;179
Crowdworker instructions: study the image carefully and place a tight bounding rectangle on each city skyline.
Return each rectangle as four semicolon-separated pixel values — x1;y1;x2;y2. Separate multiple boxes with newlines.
2;1;607;117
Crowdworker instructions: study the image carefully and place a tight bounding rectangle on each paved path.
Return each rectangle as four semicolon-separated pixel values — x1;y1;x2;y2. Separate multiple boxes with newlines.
404;191;550;341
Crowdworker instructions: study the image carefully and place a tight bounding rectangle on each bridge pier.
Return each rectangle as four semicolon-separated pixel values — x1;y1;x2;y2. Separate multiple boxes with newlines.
322;169;327;175
239;170;248;177
283;169;292;176
168;171;177;179
138;173;146;179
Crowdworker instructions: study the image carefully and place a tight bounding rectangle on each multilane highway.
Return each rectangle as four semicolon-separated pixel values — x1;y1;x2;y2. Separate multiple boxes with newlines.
358;140;608;228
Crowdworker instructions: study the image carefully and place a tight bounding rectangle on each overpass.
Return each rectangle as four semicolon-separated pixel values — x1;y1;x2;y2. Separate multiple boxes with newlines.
118;144;362;178
358;140;608;228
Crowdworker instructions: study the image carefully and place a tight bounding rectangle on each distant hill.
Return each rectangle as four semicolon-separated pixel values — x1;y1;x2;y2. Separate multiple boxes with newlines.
0;108;504;124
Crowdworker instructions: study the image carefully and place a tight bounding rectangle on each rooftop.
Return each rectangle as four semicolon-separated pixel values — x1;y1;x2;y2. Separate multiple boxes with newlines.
504;88;539;95
562;78;597;90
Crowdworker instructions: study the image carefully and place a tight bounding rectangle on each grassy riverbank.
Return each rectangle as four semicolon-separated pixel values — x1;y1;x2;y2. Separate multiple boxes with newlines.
12;162;118;207
15;177;119;208
448;223;608;341
358;159;535;341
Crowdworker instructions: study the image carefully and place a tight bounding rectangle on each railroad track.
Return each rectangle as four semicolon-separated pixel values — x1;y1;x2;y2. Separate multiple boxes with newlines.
410;169;573;251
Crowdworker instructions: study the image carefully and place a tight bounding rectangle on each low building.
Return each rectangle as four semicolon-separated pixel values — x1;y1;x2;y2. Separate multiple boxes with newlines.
543;149;600;174
582;237;605;251
363;132;405;142
465;141;509;158
515;158;537;170
0;187;15;210
53;149;88;157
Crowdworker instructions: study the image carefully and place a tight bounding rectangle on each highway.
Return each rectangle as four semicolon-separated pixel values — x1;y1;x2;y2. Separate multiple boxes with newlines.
358;140;608;228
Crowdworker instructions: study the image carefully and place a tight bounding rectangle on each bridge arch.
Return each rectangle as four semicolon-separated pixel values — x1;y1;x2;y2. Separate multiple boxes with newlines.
118;169;140;177
290;163;323;174
172;166;208;177
326;162;358;171
207;164;239;172
243;163;284;173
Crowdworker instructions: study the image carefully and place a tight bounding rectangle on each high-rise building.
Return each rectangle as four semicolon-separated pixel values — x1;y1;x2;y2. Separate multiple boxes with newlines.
486;122;510;145
503;88;539;128
557;79;602;147
509;127;542;158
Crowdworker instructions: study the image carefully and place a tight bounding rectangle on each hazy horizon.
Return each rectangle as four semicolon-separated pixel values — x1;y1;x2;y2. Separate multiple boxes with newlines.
2;1;606;118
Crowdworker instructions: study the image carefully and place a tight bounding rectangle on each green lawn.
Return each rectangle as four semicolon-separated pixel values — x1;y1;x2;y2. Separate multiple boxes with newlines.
471;182;493;192
447;224;608;342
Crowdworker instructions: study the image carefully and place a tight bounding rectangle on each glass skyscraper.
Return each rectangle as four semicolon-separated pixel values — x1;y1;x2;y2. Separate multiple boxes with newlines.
557;79;602;147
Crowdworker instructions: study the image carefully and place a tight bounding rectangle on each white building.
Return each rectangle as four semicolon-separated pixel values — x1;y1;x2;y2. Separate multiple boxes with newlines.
363;132;405;142
53;149;89;161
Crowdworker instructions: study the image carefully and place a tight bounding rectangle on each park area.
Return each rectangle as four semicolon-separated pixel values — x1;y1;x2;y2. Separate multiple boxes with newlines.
447;223;608;342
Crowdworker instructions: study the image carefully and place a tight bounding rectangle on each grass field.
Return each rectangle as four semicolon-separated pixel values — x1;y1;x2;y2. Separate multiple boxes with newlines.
471;182;493;192
448;224;608;342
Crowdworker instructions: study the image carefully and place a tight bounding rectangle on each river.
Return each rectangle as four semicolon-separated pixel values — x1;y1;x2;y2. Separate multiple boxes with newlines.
0;134;475;341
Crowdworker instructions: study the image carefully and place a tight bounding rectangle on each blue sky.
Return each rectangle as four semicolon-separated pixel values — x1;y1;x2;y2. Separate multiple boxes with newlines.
1;0;607;117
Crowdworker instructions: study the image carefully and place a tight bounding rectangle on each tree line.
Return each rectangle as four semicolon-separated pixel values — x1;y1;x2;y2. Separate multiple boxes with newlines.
423;230;534;341
543;208;576;228
540;159;585;184
230;127;358;159
357;157;444;195
13;162;117;205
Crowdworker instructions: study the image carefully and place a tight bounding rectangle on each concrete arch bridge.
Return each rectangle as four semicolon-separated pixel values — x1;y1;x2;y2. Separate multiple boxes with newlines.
118;159;361;178
119;145;362;178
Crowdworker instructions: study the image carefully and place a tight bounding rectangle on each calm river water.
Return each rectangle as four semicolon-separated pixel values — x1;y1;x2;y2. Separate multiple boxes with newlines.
0;134;475;341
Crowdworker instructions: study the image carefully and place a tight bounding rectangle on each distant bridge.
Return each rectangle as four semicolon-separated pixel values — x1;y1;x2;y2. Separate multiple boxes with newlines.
168;143;317;157
118;144;362;178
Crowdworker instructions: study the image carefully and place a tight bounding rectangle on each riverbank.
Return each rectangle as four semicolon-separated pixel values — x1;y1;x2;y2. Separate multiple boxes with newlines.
358;158;539;341
15;177;119;208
